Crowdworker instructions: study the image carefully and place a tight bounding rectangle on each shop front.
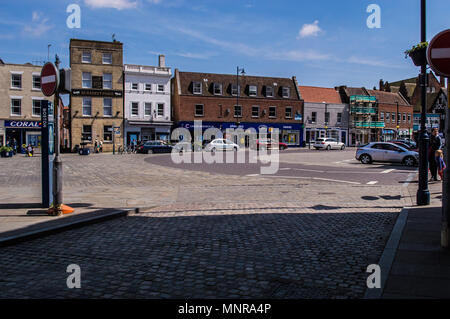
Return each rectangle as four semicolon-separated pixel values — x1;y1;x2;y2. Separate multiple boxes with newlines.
177;121;303;147
4;120;42;150
125;121;172;146
305;127;348;145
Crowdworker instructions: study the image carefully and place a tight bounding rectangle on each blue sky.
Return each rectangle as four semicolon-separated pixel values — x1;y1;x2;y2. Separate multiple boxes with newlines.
1;0;450;90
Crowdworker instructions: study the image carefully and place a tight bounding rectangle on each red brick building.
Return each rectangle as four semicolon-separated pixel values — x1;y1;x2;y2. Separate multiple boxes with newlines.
171;70;304;147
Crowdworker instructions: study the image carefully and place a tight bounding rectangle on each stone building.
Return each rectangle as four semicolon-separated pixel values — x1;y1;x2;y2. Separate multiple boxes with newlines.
69;39;124;152
0;59;51;148
171;70;304;147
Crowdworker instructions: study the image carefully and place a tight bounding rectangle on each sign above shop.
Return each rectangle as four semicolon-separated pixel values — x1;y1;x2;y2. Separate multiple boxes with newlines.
5;120;42;128
71;89;123;98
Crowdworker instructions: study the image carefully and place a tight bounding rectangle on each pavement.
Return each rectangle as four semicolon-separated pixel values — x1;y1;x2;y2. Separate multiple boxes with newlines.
0;150;448;298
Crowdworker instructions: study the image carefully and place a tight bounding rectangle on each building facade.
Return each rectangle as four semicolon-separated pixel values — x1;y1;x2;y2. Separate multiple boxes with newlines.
0;60;51;148
69;39;124;152
171;70;304;147
298;86;349;145
124;55;172;146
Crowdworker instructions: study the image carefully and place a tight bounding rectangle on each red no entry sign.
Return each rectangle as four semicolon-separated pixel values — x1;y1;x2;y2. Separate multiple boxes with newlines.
428;29;450;78
40;62;59;96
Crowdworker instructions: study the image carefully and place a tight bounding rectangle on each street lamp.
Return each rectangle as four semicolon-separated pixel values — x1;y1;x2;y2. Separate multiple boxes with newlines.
323;101;328;138
236;66;245;133
417;0;430;206
396;101;400;139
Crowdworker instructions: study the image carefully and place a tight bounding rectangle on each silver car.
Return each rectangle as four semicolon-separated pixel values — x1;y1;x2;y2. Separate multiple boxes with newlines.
313;138;346;150
204;139;240;152
356;142;419;166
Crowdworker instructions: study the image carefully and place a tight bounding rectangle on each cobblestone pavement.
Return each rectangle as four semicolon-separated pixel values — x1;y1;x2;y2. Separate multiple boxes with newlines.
0;153;416;298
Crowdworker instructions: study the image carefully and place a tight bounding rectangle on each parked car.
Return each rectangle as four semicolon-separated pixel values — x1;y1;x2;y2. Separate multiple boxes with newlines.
391;139;417;149
173;142;193;153
391;140;418;152
138;140;173;154
256;139;288;150
356;142;418;166
313;138;345;150
204;139;240;152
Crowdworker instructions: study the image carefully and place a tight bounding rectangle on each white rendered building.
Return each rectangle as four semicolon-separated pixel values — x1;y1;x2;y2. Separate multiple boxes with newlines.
124;55;172;145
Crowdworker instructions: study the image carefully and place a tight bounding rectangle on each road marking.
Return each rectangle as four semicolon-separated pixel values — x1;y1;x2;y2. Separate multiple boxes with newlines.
246;174;260;177
279;168;291;171
381;169;395;174
367;181;378;185
312;177;361;185
402;172;416;187
262;175;361;184
291;168;325;173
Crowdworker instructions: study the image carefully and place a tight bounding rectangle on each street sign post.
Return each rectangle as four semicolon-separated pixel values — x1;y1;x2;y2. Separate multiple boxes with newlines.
40;62;59;97
428;30;450;249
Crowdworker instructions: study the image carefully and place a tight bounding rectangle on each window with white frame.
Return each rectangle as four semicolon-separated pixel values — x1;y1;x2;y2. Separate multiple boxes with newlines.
386;112;390;122
145;83;152;91
286;107;293;119
157;84;165;92
144;103;152;116
282;87;290;98
102;53;112;64
269;106;276;118
103;98;112;116
103;73;112;89
231;84;240;96
11;99;21;115
266;86;273;97
11;74;22;89
380;112;385;121
193;82;202;94
82;97;92;116
408;114;411;123
157;103;164;116
252;106;259;118
213;83;222;95
82;51;92;63
392;112;396;123
403;113;406;123
82;72;92;88
311;112;317;123
249;85;257;97
131;102;139;116
195;104;204;116
132;83;138;91
32;75;41;89
32;99;41;116
234;105;242;118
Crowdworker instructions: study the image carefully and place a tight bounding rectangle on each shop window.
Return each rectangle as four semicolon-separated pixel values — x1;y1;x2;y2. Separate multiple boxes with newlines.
11;74;22;89
82;97;92;116
82;125;92;141
32;100;41;117
103;98;112;116
11;99;21;115
104;126;113;142
195;104;204;117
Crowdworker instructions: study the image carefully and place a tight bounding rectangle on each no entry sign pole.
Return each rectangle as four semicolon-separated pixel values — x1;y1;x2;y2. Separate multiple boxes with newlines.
427;29;450;248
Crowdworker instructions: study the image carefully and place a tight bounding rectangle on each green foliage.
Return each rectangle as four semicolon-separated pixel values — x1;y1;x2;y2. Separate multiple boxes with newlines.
404;42;428;58
0;146;13;152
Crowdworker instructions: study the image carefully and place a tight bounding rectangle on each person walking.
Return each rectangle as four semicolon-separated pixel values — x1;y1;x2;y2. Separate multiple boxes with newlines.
94;139;98;153
429;128;442;181
436;150;446;181
99;140;103;153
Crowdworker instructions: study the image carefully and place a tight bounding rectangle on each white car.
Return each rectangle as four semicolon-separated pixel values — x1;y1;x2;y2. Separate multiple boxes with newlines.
204;139;240;152
313;138;346;150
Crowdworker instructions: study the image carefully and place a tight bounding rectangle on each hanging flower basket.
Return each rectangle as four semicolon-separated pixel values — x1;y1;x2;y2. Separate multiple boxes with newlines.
404;42;428;67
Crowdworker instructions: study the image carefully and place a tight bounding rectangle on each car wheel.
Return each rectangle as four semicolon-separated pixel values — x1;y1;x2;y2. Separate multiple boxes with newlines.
341;145;345;150
326;145;331;151
211;147;216;153
360;154;372;164
403;156;416;167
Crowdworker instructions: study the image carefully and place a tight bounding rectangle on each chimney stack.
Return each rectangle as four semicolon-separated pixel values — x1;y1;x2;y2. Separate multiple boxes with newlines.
379;79;384;91
159;55;165;68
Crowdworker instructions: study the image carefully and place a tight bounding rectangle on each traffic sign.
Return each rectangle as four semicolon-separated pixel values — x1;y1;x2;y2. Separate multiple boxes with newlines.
427;29;450;77
40;62;59;97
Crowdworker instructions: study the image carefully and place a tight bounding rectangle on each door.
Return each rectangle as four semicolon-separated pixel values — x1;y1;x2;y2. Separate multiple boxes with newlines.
382;144;404;163
370;144;385;161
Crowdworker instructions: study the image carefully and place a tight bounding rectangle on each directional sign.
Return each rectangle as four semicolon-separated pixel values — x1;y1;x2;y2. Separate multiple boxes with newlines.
40;62;59;97
427;29;450;77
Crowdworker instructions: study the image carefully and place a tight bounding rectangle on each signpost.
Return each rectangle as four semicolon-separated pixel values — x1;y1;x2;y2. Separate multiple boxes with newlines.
427;29;450;248
40;62;59;97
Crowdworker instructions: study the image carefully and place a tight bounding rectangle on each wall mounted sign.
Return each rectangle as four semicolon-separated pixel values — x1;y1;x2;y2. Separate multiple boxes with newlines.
71;89;123;98
5;120;42;128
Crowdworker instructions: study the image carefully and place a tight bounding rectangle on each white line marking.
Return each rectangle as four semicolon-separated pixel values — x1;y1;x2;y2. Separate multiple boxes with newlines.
367;181;378;185
246;174;260;177
292;168;325;173
312;177;361;185
431;48;450;59
381;169;395;174
402;172;416;187
262;175;361;184
279;168;291;171
41;75;55;84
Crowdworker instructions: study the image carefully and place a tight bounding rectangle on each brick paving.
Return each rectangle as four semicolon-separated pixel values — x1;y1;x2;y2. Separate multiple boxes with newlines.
0;152;415;298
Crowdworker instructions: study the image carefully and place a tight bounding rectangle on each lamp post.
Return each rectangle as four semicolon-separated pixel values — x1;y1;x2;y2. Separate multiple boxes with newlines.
417;0;430;206
236;66;245;130
396;102;400;139
323;102;328;138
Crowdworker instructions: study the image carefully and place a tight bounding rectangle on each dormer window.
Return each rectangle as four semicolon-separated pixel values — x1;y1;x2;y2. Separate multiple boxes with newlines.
266;86;273;97
193;82;202;94
249;85;257;97
282;86;290;98
231;84;240;96
213;83;223;95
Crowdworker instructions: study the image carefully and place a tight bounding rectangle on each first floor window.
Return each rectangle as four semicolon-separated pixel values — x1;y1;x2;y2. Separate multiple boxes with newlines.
82;125;92;141
32;100;41;116
157;103;164;116
325;112;330;124
103;98;112;116
408;114;411;123
269;106;276;118
11;99;21;115
132;83;138;91
386;112;390;122
285;107;293;119
145;83;152;91
252;106;259;118
195;104;204;116
311;112;317;123
144;103;152;116
392;113;396;123
82;72;92;88
103;73;112;89
380;112;384;121
158;84;165;92
82;97;92;116
403;113;406;123
104;125;113;141
234;105;242;117
337;112;342;123
82;51;92;63
131;102;139;116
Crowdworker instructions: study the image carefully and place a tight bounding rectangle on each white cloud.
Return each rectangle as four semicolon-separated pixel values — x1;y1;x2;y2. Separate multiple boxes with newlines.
347;56;406;69
297;20;322;39
148;0;162;3
84;0;138;10
23;12;52;37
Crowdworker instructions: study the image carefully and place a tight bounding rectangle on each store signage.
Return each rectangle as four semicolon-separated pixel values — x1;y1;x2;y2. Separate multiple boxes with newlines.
71;89;123;98
5;120;41;128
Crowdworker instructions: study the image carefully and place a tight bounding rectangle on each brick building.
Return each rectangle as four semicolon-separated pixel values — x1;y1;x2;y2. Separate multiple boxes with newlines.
0;59;51;148
171;70;304;147
69;39;124;152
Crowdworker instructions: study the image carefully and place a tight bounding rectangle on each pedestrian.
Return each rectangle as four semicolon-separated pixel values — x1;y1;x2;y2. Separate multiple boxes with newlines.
94;139;98;153
99;140;103;152
429;128;442;181
27;144;33;157
436;150;446;181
